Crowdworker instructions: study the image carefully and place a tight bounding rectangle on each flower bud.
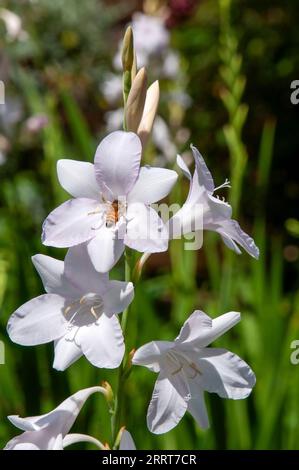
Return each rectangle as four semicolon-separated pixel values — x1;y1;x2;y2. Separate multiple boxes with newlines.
125;67;147;133
137;80;160;147
121;26;134;73
101;380;114;405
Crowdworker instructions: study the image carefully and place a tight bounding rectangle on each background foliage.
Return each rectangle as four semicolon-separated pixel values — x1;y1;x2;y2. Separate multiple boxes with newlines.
0;0;299;450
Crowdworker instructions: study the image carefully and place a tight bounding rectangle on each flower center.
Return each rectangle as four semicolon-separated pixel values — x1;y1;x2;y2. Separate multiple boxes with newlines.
63;293;104;328
105;199;126;228
166;350;202;379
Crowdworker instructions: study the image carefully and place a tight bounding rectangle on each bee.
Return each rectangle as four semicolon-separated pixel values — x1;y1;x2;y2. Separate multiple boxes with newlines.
105;200;119;227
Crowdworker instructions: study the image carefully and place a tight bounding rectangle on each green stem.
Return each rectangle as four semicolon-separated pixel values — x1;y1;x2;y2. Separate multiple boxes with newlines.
111;251;131;447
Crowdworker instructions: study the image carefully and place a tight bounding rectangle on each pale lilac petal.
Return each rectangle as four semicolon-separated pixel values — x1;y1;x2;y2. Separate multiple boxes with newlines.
94;131;142;199
205;193;232;220
4;431;53;450
77;315;124;368
195;348;256;399
57;159;100;199
168;201;204;238
119;430;136;450
175;310;212;345
125;203;168;252
42;198;103;248
35;386;105;436
187;393;210;429
216;219;260;259
53;336;83;371
8;415;42;432
87;227;125;273
102;281;134;315
147;373;187;434
64;244;109;295
5;387;105;450
7;294;66;346
191;144;215;193
176;154;191;180
31;254;66;295
133;341;173;373
178;311;240;349
127;166;178;204
63;433;104;449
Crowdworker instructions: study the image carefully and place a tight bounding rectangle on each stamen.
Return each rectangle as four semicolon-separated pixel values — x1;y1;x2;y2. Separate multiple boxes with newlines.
90;306;99;319
171;364;183;375
88;207;102;216
214;178;231;192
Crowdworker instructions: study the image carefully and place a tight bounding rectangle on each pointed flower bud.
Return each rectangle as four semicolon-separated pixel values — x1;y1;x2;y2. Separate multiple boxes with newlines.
125;67;148;133
101;380;114;406
137;80;160;147
121;26;134;73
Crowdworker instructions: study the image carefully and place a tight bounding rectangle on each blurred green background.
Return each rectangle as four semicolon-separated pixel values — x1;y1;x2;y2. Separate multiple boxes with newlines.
1;0;299;450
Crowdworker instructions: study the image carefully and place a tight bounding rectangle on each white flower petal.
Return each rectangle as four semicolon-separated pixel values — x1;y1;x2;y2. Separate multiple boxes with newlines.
8;415;42;432
64;244;109;295
53;336;83;371
94;131;142;199
133;341;173;373
125;203;168;253
206;193;232;220
127;166;178;204
178;311;240;349
187;392;210;429
191;144;215;193
77;315;124;368
63;433;104;450
147;372;187;434
7;294;66;346
35;386;105;436
42;198;103;248
31;254;66;295
119;430;136;450
196;348;256;399
168;201;204;238
87;227;125;273
5;387;105;450
176;154;191;180
4;431;51;450
57;159;100;200
175;310;212;344
216;219;260;259
102;281;134;315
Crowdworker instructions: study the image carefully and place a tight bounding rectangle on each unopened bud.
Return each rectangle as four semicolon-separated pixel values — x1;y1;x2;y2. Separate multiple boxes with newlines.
114;426;126;449
131;52;137;82
125;67;147;133
121;26;134;73
137;80;160;147
101;380;114;405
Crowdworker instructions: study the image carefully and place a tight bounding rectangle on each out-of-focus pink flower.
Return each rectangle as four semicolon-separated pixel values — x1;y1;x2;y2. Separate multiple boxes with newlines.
25;114;49;134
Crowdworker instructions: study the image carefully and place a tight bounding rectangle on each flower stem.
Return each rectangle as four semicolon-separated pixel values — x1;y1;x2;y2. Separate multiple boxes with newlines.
111;250;131;447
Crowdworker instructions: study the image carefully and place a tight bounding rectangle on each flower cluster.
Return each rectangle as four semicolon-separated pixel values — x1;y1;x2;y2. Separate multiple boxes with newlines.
4;26;259;450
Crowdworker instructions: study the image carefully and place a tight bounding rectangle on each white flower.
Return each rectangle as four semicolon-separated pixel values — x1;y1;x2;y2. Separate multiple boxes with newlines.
4;386;104;450
7;244;134;370
102;73;123;104
42;131;177;272
168;145;259;258
113;14;169;71
133;310;256;434
105;108;124;132
132;13;169;59
0;8;28;42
